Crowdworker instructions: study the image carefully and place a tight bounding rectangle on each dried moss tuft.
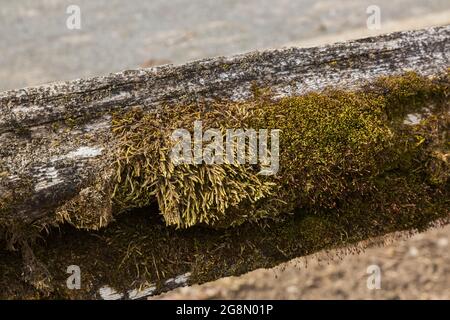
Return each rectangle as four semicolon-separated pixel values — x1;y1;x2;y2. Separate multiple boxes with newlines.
111;105;275;228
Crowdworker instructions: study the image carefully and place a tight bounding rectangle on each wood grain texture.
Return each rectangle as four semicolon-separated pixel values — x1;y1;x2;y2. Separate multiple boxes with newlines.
1;25;449;224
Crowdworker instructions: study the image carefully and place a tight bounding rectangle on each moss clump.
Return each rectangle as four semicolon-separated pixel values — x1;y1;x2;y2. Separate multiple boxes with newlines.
0;71;448;299
111;71;449;229
0;182;447;299
111;105;275;228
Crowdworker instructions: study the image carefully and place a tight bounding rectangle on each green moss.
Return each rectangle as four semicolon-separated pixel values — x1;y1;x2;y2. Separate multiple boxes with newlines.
0;71;448;299
111;105;275;228
0;176;447;299
111;71;449;229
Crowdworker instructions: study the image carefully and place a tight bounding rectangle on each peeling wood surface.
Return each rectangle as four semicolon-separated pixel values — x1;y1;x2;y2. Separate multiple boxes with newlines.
1;25;449;224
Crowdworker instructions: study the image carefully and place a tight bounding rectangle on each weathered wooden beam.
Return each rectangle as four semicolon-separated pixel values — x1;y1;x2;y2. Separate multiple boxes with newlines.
1;26;448;227
0;25;449;300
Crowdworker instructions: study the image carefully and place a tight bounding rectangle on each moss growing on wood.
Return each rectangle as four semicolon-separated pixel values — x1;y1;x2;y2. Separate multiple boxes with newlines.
55;170;115;230
0;71;448;298
111;71;449;229
0;182;447;299
111;104;276;228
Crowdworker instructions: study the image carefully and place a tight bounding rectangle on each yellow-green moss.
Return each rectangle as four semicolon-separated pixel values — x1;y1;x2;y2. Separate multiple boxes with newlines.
111;104;276;228
0;71;448;299
111;71;449;229
0;181;447;299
